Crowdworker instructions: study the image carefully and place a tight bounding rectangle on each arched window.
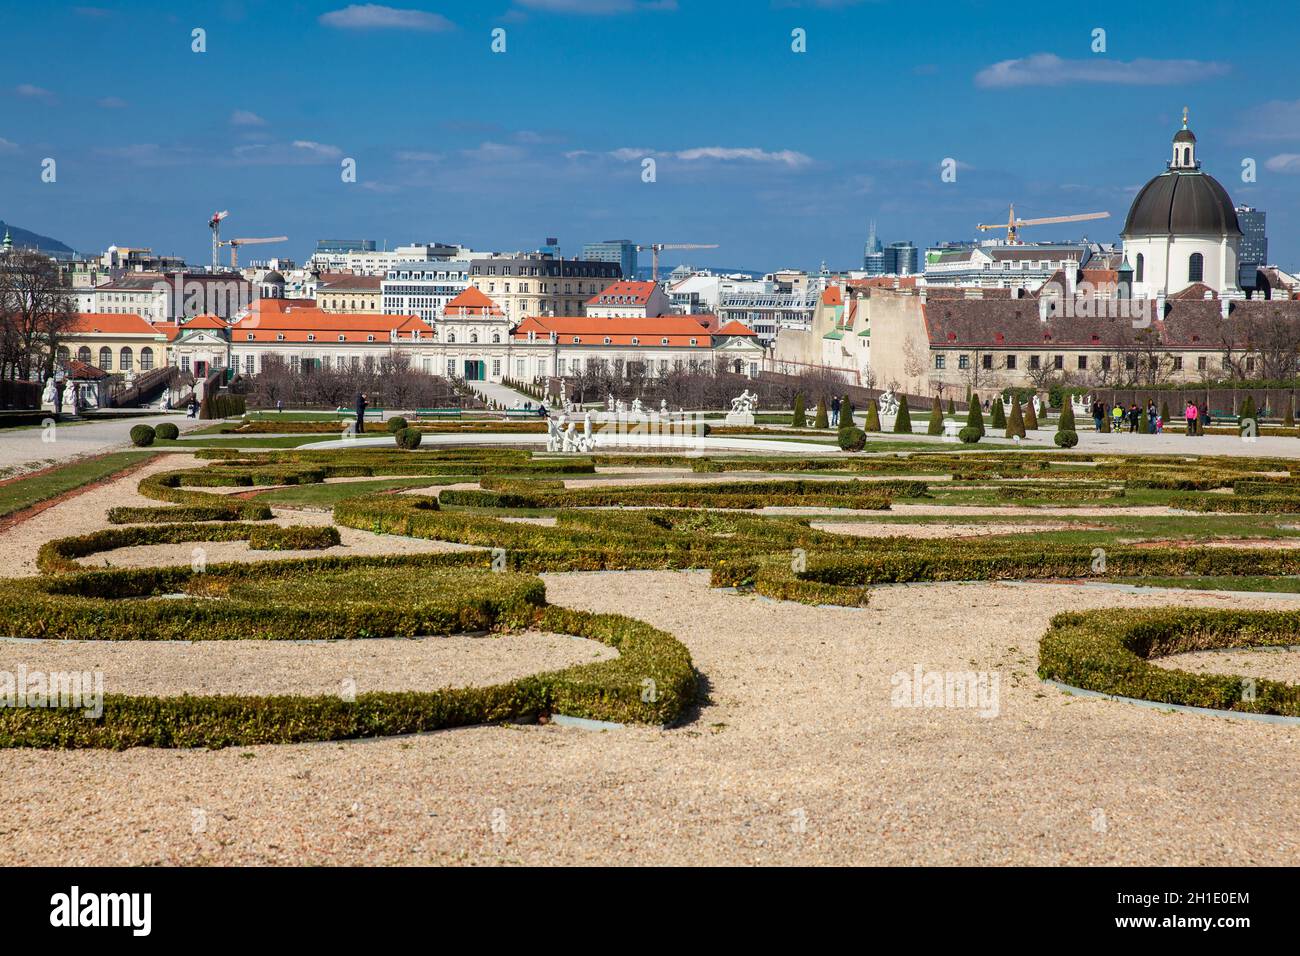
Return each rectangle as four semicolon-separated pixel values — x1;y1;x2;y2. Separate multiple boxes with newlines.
1135;253;1144;283
77;346;91;364
140;347;154;371
1184;147;1191;166
492;332;500;344
57;346;70;363
120;347;133;371
98;347;112;370
1188;252;1204;283
446;333;455;343
470;332;478;344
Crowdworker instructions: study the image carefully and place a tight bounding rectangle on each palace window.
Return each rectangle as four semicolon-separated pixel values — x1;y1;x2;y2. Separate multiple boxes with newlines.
1173;357;1183;371
981;354;992;370
99;347;112;369
1029;355;1040;370
1135;253;1144;283
140;348;154;371
934;354;945;369
1198;357;1208;371
1053;355;1064;370
1188;253;1204;283
958;355;970;370
119;347;133;371
1077;356;1087;370
1005;355;1016;370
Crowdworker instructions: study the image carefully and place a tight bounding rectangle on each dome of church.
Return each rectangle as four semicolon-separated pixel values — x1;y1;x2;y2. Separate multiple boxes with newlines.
1122;111;1239;238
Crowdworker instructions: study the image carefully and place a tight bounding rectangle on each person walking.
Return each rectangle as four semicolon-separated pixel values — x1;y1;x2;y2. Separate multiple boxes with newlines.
1092;400;1104;433
830;395;841;427
1111;403;1123;432
354;392;367;434
1127;403;1139;433
1185;400;1198;436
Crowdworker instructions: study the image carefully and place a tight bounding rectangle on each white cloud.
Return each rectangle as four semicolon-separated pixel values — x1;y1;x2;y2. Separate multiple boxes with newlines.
230;109;268;127
0;137;18;153
97;96;128;109
606;145;813;168
975;53;1229;88
293;140;343;159
514;0;676;12
1265;154;1300;173
463;141;526;162
319;4;454;30
15;84;55;100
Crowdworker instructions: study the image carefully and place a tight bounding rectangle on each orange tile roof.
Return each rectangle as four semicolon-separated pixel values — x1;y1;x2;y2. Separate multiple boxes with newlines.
151;322;183;341
820;286;843;305
716;320;758;336
442;286;504;316
587;280;658;306
512;315;722;346
182;314;228;329
68;312;161;336
232;308;427;343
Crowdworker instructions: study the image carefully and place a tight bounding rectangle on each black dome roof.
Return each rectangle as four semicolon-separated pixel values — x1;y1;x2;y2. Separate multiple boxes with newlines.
1121;169;1241;237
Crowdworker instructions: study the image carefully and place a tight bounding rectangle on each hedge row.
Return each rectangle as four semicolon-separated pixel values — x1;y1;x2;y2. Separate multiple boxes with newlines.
247;525;341;551
0;601;696;748
1039;608;1300;717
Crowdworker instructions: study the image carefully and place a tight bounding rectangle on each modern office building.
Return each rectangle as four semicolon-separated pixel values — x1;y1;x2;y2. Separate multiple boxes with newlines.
381;261;471;323
1235;205;1267;289
883;241;919;276
862;221;885;273
582;239;636;279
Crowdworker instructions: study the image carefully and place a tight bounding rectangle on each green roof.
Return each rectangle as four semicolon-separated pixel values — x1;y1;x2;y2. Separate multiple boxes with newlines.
822;330;844;340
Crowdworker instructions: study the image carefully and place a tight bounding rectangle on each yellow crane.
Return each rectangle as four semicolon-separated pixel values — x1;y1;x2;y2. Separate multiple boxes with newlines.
976;205;1110;245
218;236;288;269
636;242;719;281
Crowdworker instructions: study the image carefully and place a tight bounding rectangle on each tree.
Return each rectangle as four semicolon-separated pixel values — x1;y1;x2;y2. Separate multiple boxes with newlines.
1240;394;1257;436
1005;399;1025;439
947;397;956;415
1055;396;1078;448
791;392;806;427
841;393;855;428
927;395;944;435
0;250;75;382
893;395;912;434
813;396;828;429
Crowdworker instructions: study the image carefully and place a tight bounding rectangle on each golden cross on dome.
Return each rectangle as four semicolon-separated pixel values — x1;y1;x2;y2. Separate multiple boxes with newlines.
1182;106;1189;128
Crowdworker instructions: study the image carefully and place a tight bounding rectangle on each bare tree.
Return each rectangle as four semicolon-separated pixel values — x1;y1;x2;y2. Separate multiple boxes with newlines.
0;250;75;381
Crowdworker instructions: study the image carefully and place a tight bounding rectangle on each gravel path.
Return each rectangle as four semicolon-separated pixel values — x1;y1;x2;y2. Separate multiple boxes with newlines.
4;571;1300;866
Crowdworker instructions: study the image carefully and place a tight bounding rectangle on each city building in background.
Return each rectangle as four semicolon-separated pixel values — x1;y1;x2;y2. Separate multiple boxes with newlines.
582;239;636;280
467;254;621;321
862;221;884;274
381;261;471;322
1236;205;1267;290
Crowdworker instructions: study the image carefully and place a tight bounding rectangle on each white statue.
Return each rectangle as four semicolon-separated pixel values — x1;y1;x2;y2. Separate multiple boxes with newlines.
631;397;642;414
606;395;615;412
726;389;758;426
546;416;563;452
878;389;899;417
578;412;596;452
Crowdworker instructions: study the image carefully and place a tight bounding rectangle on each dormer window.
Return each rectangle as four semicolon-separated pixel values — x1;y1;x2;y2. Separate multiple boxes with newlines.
246;333;254;341
689;338;697;346
603;336;612;345
572;336;580;344
276;333;285;341
338;334;345;342
631;337;639;346
367;335;375;342
308;334;315;342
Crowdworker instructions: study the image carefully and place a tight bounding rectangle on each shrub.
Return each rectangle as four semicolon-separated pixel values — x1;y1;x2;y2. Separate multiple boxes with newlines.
247;525;341;551
958;426;982;444
1054;430;1079;448
893;396;912;434
386;416;409;433
990;400;1006;430
1161;400;1171;424
840;394;855;429
927;396;944;436
1005;400;1025;439
791;393;806;428
813;397;828;429
947;397;956;415
862;400;880;432
1240;395;1257;435
155;422;180;441
129;424;155;447
1023;399;1038;431
965;395;985;437
395;427;422;449
838;426;867;452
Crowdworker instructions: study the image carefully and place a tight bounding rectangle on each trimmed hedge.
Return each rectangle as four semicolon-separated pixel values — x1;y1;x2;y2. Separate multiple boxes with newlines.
247;525;341;551
395;427;422;449
1039;608;1300;717
129;424;155;447
155;422;180;441
386;416;409;433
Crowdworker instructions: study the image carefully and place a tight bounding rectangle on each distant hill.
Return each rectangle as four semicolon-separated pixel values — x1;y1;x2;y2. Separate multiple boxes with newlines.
0;220;76;257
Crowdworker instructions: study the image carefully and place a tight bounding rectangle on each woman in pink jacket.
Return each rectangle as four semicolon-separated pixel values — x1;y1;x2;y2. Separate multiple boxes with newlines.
1185;401;1198;436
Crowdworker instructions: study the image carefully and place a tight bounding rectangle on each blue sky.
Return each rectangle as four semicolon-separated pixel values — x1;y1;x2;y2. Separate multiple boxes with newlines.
2;0;1298;271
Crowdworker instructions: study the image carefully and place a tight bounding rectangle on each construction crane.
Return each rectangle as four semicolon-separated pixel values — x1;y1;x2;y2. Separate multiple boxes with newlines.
208;210;229;271
635;242;719;281
219;236;288;269
976;205;1110;245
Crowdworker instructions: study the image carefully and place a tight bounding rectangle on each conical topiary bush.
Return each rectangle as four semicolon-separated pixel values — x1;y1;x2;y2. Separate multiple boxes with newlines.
947;397;956;415
968;394;985;436
893;395;913;434
841;394;855;429
1055;396;1078;448
863;399;880;432
1023;397;1038;430
1005;398;1025;439
927;395;944;436
1240;394;1257;435
791;393;806;427
814;396;828;429
990;398;1006;430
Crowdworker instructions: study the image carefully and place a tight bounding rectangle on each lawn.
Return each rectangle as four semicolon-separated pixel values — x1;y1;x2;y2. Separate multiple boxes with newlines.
0;451;156;519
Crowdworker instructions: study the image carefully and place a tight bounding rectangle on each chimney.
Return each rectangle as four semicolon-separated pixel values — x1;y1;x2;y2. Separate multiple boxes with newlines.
1038;295;1051;323
1220;297;1231;319
1156;290;1166;318
918;288;927;304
